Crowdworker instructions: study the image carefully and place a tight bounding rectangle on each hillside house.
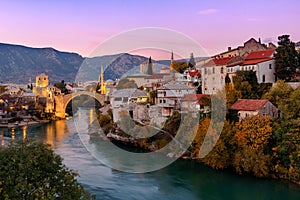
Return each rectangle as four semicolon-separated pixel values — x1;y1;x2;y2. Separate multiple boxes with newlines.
181;94;210;114
156;82;194;116
230;99;279;121
111;88;148;122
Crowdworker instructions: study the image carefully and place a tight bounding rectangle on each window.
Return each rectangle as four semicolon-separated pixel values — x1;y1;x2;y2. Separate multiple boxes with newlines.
204;68;207;74
269;64;272;69
212;67;215;74
262;75;265;83
221;67;224;74
123;97;128;102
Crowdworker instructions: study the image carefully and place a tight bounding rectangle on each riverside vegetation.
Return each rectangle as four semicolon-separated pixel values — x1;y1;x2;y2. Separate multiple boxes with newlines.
96;79;300;185
0;139;95;199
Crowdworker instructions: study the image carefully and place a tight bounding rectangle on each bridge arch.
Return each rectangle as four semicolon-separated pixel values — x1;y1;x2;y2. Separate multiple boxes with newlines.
54;91;106;118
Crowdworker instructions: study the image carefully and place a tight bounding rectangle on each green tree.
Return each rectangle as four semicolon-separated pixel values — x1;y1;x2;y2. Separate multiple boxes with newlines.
274;35;299;81
116;78;137;89
263;80;293;107
270;86;300;182
54;80;69;94
0;140;95;199
233;71;259;99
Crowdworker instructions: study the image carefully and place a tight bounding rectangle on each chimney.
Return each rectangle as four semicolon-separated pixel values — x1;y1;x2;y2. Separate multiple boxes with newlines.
228;47;231;51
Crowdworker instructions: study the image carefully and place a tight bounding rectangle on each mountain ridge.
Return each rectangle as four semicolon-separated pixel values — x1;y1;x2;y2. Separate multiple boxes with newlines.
0;42;204;84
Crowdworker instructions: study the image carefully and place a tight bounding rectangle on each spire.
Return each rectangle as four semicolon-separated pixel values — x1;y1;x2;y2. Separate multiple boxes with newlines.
171;51;174;62
147;57;153;75
100;66;106;95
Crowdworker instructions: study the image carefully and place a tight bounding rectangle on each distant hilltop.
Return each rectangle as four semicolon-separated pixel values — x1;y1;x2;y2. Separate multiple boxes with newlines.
0;43;83;83
0;43;200;84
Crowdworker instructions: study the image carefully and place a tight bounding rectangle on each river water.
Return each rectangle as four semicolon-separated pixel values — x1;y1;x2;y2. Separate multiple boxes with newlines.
1;108;300;200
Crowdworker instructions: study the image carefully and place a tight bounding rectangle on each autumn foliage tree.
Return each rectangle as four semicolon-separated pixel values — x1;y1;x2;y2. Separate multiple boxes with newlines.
233;115;273;177
171;61;188;73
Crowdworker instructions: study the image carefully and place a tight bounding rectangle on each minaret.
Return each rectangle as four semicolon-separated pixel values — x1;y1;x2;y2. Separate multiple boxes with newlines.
170;51;175;71
100;66;106;95
147;57;153;75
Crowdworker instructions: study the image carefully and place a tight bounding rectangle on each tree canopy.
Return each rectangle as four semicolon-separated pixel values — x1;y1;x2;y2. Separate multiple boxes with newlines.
171;61;188;73
0;140;95;199
54;80;69;94
274;35;300;81
232;70;259;99
116;78;137;89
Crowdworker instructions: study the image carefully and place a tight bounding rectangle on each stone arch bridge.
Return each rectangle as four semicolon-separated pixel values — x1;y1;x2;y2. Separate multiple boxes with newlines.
54;91;106;118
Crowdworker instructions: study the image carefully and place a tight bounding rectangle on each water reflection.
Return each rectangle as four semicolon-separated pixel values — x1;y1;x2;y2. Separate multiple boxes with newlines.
89;109;94;124
11;128;15;140
55;120;67;143
22;126;27;139
0;108;300;200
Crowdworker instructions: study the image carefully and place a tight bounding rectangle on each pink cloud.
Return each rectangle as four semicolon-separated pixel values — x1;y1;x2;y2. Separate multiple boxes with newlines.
197;8;219;15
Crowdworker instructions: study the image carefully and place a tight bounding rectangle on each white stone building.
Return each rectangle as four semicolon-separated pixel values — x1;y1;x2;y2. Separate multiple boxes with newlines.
201;57;234;95
227;49;276;84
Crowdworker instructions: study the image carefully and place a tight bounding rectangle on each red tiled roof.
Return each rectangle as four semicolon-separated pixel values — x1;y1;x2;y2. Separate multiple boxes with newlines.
227;61;243;67
182;94;210;105
245;49;275;60
230;99;269;111
204;57;235;67
242;58;273;65
189;70;201;77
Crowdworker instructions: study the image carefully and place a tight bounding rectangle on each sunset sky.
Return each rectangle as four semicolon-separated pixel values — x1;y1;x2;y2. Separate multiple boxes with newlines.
1;0;299;59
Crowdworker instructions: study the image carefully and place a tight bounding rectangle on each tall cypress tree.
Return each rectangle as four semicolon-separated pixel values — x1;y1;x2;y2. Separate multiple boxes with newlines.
274;35;299;81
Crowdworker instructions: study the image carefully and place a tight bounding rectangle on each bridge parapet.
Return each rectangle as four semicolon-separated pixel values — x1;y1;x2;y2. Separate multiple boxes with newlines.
54;91;106;118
